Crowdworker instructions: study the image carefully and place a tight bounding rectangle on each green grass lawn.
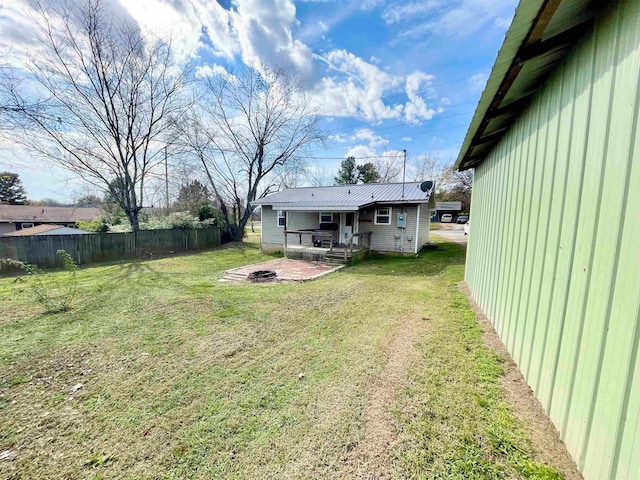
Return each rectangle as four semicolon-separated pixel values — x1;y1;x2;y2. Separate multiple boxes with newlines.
0;241;562;479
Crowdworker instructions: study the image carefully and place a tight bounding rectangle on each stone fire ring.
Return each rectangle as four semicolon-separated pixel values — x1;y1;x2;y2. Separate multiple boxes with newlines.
247;270;278;282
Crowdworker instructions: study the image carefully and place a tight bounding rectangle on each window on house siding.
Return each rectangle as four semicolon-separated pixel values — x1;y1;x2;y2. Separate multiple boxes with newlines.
374;207;392;225
277;210;286;227
319;212;333;223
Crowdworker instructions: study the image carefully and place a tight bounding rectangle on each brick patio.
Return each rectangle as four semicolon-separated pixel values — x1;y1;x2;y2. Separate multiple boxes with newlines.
221;258;343;282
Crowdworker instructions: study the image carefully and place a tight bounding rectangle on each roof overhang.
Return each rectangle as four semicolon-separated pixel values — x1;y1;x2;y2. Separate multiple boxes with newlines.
455;0;601;171
264;199;434;212
271;205;360;212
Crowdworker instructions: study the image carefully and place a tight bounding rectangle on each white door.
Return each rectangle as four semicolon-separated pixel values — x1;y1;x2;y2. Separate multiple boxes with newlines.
340;212;354;243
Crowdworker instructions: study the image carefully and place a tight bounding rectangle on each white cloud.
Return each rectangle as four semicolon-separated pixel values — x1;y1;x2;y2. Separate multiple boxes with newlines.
392;0;516;39
402;137;412;141
469;73;487;92
328;133;349;143
311;49;404;120
351;128;388;148
345;145;376;159
382;1;443;24
195;64;228;78
1;0;448;127
360;0;387;11
318;20;329;33
404;71;437;124
231;0;315;80
494;16;512;30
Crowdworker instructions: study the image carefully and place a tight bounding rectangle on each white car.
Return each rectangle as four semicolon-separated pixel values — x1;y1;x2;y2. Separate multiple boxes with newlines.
464;221;470;235
441;213;453;223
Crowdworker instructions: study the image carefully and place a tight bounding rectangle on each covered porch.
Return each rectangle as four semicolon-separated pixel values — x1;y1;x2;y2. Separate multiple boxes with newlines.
283;229;373;264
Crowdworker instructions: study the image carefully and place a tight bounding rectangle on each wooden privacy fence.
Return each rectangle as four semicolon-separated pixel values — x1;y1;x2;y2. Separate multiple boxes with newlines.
0;228;221;268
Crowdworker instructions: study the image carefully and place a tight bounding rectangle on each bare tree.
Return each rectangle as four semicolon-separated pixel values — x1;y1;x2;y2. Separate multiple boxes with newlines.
306;165;334;187
375;153;403;183
438;164;474;211
181;65;323;241
412;154;445;183
9;0;189;232
0;61;40;133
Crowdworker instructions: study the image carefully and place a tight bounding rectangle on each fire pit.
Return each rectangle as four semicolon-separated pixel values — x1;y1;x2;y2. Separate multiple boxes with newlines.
247;270;277;282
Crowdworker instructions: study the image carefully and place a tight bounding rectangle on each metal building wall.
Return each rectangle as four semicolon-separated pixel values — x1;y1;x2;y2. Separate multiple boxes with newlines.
465;1;640;478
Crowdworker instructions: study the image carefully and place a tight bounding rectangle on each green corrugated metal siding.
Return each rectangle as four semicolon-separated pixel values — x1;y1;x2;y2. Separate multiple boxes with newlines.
465;1;640;478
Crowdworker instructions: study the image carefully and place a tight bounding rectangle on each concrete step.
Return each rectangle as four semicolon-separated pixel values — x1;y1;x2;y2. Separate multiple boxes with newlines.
220;271;248;282
323;257;348;265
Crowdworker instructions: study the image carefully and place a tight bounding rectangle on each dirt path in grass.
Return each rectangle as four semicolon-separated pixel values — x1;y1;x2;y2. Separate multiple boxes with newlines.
345;317;426;479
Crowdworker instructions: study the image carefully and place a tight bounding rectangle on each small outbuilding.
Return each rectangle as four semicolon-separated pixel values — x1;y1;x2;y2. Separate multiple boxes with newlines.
457;1;640;478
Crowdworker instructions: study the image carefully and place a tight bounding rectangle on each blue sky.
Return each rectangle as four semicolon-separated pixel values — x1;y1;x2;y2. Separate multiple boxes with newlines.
0;0;517;201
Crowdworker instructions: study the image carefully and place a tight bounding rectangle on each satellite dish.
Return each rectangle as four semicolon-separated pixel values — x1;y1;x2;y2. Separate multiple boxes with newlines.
419;181;433;192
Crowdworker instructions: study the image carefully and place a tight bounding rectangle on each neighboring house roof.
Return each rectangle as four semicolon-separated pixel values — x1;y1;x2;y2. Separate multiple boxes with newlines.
0;205;102;223
253;182;434;211
436;202;462;211
3;224;93;236
455;0;599;171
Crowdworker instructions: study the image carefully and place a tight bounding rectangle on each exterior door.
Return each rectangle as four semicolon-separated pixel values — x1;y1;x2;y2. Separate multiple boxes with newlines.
341;212;354;243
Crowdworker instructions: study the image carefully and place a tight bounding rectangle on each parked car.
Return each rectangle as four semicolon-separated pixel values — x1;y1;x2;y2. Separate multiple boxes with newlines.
456;215;469;224
464;221;470;235
441;213;453;223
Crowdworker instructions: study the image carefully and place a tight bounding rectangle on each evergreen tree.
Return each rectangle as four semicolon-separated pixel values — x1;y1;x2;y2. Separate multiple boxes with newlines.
175;180;211;216
0;172;28;204
357;162;381;183
334;157;358;185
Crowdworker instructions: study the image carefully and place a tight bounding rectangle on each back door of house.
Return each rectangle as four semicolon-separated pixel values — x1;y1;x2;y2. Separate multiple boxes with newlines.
340;212;355;244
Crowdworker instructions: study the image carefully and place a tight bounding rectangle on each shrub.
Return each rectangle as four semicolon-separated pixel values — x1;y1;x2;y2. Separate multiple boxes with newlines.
197;203;220;223
0;258;25;275
167;212;199;229
17;250;78;313
76;218;109;232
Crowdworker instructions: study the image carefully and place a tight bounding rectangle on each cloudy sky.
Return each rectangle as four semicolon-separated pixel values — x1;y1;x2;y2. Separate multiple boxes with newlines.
0;0;517;202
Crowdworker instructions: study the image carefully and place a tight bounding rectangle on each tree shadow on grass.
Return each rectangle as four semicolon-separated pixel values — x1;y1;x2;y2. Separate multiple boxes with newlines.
346;241;466;278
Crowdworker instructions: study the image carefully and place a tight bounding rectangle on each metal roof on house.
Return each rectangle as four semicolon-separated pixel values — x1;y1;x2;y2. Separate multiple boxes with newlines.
3;224;92;236
0;205;102;223
455;0;600;171
253;182;434;211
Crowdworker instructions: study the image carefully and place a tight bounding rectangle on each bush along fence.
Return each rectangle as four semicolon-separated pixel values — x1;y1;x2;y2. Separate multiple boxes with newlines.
0;228;221;269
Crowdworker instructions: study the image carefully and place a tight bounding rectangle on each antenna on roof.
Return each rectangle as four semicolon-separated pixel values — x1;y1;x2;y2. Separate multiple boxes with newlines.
402;149;407;198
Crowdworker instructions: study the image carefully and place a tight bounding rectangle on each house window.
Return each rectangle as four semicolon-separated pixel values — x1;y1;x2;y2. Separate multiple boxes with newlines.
21;223;34;229
319;212;333;223
277;210;286;227
374;207;392;225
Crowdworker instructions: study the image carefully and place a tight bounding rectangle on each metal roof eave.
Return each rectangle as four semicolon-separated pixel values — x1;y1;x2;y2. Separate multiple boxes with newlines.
262;198;433;212
455;0;597;171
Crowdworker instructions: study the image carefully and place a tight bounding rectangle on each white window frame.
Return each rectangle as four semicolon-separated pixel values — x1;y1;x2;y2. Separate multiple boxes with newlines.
277;209;286;227
319;212;333;223
374;207;392;225
21;222;34;229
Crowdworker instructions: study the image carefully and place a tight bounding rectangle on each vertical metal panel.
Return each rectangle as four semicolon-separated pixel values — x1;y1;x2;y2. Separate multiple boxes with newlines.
465;1;640;478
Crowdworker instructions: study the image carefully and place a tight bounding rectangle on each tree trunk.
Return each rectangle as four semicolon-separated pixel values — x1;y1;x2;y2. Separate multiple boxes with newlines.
127;210;140;233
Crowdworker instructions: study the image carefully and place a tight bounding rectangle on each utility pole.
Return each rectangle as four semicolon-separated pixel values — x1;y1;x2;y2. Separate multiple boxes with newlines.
402;148;407;198
164;146;169;210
